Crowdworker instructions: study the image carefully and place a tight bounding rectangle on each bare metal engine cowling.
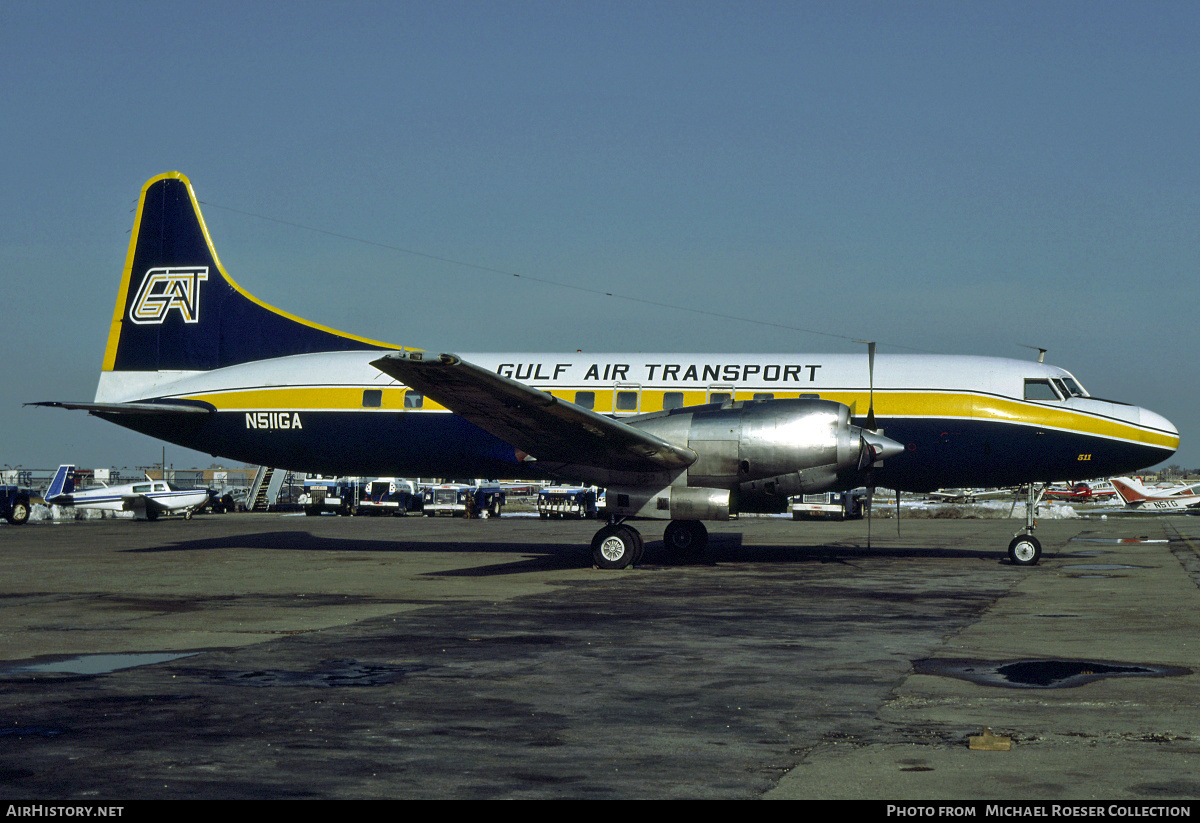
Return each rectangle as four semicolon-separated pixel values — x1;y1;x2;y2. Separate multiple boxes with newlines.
627;398;901;511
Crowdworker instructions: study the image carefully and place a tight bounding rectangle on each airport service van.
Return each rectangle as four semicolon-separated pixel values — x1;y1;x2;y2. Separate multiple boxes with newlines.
424;483;506;517
537;487;599;519
356;478;424;516
0;484;32;525
303;475;363;516
790;491;865;521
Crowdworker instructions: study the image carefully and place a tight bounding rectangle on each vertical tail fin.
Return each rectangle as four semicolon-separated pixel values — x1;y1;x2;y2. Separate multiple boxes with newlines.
45;465;75;502
101;172;402;376
1109;477;1148;505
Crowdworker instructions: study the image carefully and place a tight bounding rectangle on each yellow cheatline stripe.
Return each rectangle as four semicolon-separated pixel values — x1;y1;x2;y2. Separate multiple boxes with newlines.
102;171;416;371
178;385;1177;450
184;386;447;413
822;390;1177;449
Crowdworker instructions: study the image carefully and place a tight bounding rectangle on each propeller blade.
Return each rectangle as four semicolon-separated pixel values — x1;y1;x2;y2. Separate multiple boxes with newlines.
866;341;877;431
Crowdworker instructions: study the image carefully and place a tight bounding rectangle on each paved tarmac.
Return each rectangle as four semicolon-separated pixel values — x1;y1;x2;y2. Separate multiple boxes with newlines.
0;509;1198;800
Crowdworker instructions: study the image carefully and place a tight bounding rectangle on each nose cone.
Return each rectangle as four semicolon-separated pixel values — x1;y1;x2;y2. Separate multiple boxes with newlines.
1137;406;1180;460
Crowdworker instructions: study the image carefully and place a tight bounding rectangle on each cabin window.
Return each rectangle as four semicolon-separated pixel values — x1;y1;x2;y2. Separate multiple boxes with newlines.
616;391;638;411
710;392;731;404
753;393;774;401
404;392;424;409
575;391;595;410
663;392;684;410
362;389;382;408
154;484;166;492
132;484;150;493
1023;379;1061;401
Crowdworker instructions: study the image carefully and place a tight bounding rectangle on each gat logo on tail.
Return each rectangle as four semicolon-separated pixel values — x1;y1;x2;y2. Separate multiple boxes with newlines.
129;267;209;324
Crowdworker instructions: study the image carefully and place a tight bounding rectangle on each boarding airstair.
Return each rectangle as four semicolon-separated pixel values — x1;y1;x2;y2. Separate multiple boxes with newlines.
247;466;287;511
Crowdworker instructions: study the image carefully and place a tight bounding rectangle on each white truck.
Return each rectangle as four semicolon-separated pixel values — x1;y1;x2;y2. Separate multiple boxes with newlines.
789;491;865;521
356;478;424;516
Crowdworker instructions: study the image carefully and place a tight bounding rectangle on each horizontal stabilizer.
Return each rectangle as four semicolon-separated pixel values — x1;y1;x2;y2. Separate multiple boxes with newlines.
372;352;696;473
26;401;212;415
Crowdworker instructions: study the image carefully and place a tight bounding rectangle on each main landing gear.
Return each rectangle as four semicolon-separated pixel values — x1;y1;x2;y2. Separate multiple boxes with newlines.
590;519;709;569
1008;483;1047;566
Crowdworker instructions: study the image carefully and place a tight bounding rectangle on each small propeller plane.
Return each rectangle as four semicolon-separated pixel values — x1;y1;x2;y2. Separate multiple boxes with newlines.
1043;481;1117;503
43;464;211;520
1109;477;1200;512
30;173;1180;565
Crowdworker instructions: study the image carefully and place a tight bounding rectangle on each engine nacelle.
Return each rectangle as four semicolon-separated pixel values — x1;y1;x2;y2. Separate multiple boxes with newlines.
629;398;900;501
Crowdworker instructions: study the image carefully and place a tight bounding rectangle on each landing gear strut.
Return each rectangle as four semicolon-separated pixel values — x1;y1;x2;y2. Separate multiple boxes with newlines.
1008;484;1046;566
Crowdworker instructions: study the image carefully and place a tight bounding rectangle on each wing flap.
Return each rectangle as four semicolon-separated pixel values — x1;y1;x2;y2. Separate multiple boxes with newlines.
371;352;695;473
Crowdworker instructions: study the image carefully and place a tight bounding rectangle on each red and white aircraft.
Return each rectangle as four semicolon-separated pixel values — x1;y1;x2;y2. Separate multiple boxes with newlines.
1109;477;1200;511
1043;481;1117;503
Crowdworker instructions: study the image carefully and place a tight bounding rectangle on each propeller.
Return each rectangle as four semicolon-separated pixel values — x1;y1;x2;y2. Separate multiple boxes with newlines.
854;341;880;547
854;341;904;548
865;341;877;431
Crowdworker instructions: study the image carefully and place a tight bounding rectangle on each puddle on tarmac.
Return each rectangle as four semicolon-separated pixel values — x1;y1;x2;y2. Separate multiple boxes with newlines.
1070;537;1168;544
914;657;1190;689
0;652;199;677
200;658;429;688
0;726;65;738
1062;563;1143;571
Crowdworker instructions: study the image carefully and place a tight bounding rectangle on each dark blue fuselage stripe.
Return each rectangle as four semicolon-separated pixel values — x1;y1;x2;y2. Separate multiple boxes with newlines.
99;410;1171;492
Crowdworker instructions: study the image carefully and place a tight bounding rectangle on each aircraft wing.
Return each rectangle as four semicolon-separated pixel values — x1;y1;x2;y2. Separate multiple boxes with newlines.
122;494;154;511
371;352;696;473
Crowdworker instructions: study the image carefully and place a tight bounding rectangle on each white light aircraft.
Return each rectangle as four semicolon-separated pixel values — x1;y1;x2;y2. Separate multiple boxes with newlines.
927;488;1015;503
43;464;211;520
1109;477;1200;512
31;173;1180;565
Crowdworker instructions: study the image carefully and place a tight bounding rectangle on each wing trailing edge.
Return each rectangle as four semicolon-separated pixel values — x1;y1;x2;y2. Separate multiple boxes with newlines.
371;352;696;473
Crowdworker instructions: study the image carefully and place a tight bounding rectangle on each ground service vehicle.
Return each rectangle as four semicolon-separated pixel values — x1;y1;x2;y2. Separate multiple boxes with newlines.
424;484;506;517
538;487;599;519
790;491;865;521
356;478;424;516
1;485;33;525
303;475;363;516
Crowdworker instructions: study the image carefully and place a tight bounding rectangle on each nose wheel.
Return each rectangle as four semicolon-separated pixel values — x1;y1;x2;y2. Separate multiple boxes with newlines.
1008;534;1042;566
1008;483;1047;566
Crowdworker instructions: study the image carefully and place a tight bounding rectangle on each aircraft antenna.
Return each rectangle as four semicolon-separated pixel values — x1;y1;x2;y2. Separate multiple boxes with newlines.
1019;345;1047;364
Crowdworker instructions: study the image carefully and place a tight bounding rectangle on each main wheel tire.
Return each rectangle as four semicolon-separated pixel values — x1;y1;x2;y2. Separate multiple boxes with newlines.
592;524;640;570
6;499;30;525
663;520;708;559
1008;534;1042;566
630;529;646;565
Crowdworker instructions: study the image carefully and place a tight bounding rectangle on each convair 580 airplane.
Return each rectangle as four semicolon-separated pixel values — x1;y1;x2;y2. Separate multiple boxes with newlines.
33;173;1179;567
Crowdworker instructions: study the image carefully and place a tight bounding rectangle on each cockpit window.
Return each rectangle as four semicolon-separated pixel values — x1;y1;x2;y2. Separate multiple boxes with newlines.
1059;377;1088;397
1024;379;1062;401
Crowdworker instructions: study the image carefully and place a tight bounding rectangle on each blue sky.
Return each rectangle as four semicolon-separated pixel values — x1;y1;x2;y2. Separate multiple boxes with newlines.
2;1;1196;472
